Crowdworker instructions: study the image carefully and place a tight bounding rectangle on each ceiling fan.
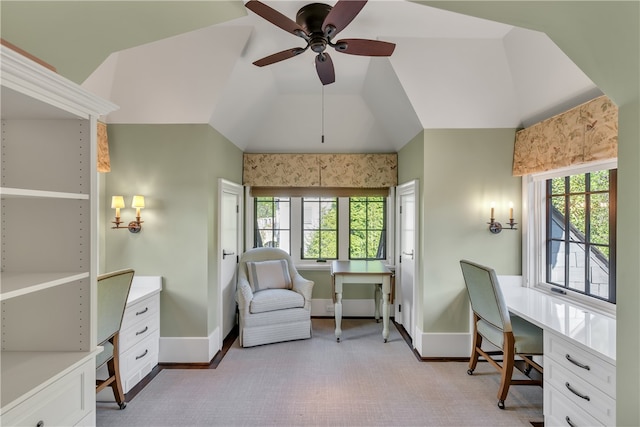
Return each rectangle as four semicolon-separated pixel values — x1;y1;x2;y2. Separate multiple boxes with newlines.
245;0;396;85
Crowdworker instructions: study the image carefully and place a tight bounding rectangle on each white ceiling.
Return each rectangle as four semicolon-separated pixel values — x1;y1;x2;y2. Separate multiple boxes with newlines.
82;0;601;153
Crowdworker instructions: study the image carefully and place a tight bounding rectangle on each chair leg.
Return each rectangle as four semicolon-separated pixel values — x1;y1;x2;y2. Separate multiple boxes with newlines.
108;333;127;409
467;317;482;375
496;332;516;409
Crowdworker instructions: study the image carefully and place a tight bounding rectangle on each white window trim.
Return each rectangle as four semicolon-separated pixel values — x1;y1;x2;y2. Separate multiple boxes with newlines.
245;188;395;270
522;159;617;317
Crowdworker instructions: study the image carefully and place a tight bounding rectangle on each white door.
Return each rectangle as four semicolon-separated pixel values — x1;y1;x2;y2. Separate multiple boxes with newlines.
218;179;243;347
396;180;418;340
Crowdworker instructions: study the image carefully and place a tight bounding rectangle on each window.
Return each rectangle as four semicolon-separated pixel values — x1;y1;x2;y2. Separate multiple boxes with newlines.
249;193;392;264
302;197;338;260
525;160;617;312
254;197;290;253
349;197;386;259
546;169;616;303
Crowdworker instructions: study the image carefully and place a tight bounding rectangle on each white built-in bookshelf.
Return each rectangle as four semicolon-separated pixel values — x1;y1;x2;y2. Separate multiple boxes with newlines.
1;45;117;425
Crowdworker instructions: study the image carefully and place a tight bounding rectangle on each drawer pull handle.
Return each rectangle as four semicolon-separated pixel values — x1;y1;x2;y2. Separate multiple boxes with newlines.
136;349;149;360
566;353;591;370
565;416;576;427
565;382;590;401
36;421;44;427
136;307;149;316
136;326;149;336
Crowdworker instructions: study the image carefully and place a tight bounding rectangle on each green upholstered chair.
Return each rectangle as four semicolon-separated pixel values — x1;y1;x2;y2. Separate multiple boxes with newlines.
96;269;134;409
459;260;543;409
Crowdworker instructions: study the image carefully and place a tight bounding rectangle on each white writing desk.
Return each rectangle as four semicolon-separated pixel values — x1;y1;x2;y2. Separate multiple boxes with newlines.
500;281;616;363
331;260;393;342
500;280;616;426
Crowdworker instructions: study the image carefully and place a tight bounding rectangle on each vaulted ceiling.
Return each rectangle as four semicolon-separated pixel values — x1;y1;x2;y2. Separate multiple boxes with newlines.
1;1;617;154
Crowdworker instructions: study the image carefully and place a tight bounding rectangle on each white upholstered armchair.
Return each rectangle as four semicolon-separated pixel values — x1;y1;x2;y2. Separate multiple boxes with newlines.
236;247;314;347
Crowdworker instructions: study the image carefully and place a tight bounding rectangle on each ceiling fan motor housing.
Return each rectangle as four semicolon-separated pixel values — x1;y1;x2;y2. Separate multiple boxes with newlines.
297;3;333;53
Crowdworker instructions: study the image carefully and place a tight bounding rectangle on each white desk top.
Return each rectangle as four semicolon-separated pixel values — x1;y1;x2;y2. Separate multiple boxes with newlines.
500;280;616;364
128;275;162;305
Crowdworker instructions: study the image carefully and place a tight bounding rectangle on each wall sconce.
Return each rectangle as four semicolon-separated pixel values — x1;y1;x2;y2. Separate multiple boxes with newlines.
488;201;517;234
111;195;144;233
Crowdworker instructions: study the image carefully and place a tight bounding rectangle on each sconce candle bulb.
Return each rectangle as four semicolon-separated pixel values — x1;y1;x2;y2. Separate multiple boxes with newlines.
488;201;517;234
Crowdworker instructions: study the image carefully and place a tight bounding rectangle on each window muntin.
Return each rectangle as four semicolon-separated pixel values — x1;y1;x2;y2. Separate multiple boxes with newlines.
254;197;291;253
546;169;616;303
349;197;386;260
302;197;338;260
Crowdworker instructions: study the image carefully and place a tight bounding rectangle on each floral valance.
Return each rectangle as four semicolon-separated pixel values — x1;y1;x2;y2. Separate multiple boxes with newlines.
97;121;111;173
512;95;618;176
243;153;397;189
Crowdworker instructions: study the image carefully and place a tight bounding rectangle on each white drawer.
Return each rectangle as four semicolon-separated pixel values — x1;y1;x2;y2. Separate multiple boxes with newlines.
545;383;604;427
545;358;615;426
545;331;615;397
122;295;159;331
119;314;158;354
121;330;159;393
2;359;94;427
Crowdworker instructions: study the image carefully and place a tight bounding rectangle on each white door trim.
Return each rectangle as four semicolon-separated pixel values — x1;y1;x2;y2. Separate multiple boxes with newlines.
396;179;419;342
217;179;243;350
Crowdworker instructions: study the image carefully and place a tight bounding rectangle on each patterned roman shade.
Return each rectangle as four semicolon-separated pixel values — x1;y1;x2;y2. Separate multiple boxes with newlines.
97;121;111;173
243;153;397;195
512;95;618;176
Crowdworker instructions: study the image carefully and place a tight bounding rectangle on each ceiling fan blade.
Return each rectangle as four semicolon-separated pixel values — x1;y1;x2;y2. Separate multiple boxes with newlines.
322;0;367;39
245;0;307;38
315;53;335;85
253;47;306;67
333;39;396;56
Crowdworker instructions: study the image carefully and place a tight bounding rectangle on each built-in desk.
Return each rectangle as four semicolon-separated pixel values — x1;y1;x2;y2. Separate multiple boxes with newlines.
501;281;616;426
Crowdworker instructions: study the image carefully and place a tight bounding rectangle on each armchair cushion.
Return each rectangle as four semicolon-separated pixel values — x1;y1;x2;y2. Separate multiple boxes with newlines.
247;259;292;292
250;288;305;314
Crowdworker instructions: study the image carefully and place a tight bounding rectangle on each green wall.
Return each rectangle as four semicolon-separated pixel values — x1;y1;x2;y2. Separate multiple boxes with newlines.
421;129;520;334
102;124;243;339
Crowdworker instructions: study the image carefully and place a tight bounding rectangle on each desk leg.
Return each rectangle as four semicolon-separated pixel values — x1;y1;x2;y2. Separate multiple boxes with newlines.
374;284;381;323
335;292;343;342
382;292;390;342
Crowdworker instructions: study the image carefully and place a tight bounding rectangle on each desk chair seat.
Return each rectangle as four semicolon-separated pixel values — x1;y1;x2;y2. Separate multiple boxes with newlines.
96;269;134;409
460;260;543;409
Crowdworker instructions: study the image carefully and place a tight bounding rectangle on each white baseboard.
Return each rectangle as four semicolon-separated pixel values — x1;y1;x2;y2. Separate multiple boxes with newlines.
311;298;395;317
159;328;220;364
414;325;472;358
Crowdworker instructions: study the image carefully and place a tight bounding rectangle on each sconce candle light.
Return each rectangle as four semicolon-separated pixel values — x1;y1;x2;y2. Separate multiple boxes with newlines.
111;195;145;233
488;201;517;234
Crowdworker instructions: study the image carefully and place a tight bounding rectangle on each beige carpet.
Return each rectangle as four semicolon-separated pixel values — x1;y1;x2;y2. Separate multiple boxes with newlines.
97;318;542;426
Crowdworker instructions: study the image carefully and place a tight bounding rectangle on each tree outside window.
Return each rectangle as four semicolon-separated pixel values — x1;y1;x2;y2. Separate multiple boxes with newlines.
302;197;338;259
349;197;386;259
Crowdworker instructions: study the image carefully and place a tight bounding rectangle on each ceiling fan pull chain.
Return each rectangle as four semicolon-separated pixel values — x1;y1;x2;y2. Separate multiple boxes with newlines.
321;85;325;143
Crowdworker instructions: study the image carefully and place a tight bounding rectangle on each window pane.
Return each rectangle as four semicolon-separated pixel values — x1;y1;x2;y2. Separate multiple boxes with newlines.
569;173;586;193
590;170;610;192
548;240;565;286
589;249;610;300
255;197;290;251
590;193;609;246
568;194;586;237
302;197;337;260
568;242;586;293
550;177;566;195
348;197;386;260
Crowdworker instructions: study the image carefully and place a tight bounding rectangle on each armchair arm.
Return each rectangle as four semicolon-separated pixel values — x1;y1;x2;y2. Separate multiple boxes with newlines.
292;274;314;310
236;277;254;313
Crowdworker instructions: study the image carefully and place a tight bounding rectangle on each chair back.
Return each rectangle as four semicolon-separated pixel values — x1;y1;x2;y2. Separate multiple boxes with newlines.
238;247;298;282
459;260;512;332
97;269;134;345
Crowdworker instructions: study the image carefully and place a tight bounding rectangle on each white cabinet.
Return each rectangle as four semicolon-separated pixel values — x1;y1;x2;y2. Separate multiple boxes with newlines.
544;330;616;426
97;276;161;400
0;45;117;425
